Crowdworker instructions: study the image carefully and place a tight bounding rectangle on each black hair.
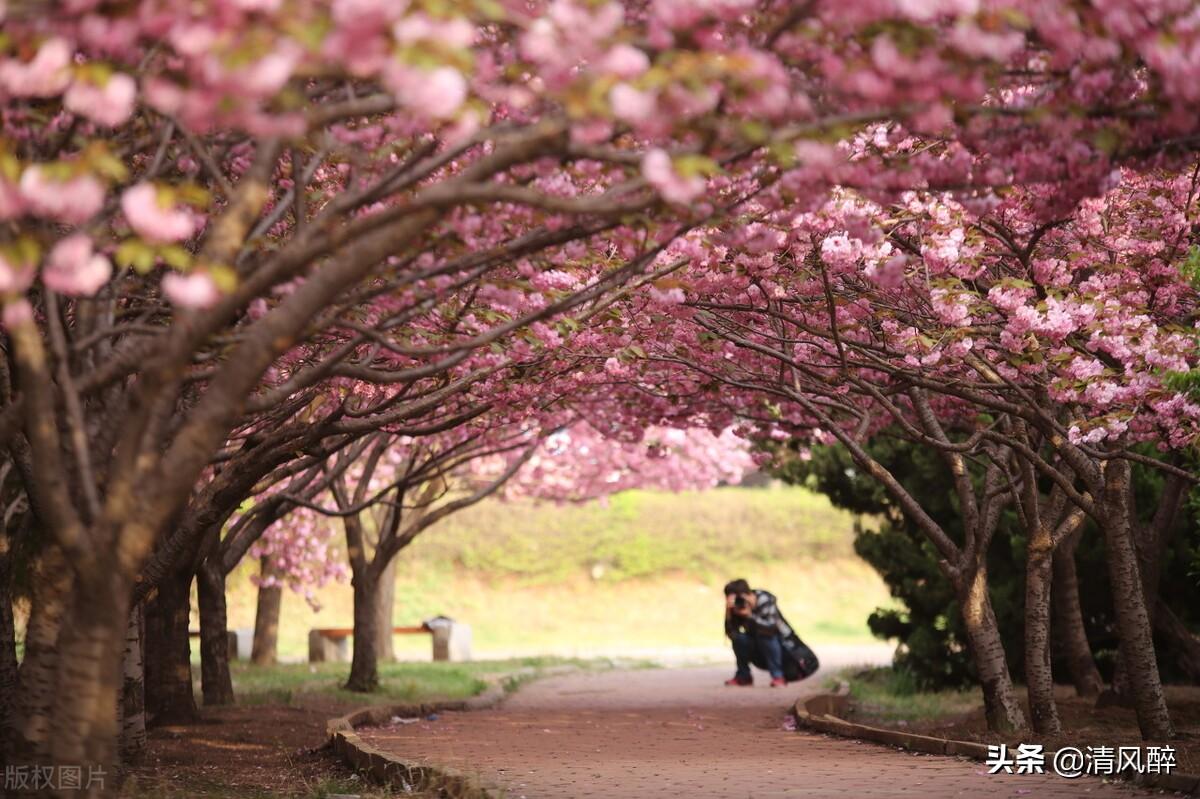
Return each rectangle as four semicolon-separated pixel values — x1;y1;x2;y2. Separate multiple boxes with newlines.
723;579;750;596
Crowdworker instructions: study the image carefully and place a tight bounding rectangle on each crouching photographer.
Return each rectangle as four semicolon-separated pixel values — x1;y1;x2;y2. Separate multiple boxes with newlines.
723;578;787;687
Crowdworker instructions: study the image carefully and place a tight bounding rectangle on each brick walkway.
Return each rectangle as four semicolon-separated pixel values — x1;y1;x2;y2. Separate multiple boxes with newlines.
361;666;1156;798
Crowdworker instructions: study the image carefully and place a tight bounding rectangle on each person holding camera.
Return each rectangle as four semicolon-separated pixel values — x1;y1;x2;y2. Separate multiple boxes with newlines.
723;578;787;687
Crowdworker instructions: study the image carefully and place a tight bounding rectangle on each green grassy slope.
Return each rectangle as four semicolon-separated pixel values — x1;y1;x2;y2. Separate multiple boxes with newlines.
222;484;892;660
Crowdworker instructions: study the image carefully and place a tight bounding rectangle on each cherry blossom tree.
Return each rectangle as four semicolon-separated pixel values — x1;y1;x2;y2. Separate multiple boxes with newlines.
3;0;1200;780
582;157;1200;737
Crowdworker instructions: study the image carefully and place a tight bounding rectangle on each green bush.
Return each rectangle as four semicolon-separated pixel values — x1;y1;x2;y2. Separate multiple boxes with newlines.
767;436;1200;690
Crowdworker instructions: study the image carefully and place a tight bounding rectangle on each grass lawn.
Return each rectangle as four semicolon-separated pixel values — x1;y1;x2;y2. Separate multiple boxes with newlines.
839;667;983;724
218;484;892;662
228;655;642;707
838;667;1200;774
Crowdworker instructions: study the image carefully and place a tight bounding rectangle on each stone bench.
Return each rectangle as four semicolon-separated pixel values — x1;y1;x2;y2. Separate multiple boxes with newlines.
188;628;252;660
308;618;472;664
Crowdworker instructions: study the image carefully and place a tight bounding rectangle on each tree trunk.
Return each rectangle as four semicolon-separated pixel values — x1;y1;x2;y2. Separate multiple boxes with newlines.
957;565;1027;733
197;562;234;706
345;571;380;692
0;545;18;753
1024;529;1061;734
251;556;282;666
372;557;396;664
1155;600;1200;684
119;603;146;763
1052;531;1103;697
11;543;72;763
1102;460;1173;740
143;572;197;725
47;577;130;798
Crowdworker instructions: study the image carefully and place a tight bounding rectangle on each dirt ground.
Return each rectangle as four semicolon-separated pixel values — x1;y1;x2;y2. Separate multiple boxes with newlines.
360;666;1162;798
852;684;1200;775
118;699;369;797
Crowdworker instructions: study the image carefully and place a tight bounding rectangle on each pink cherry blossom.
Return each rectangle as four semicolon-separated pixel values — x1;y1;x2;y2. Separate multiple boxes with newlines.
43;234;112;296
641;149;704;205
234;0;283;11
0;38;72;97
385;64;467;119
648;285;686;304
393;13;475;48
162;271;221;309
63;73;137;126
0;179;24;220
0;252;35;294
18;166;105;226
599;44;650;78
121;183;196;244
240;47;300;97
610;83;657;124
1;298;34;330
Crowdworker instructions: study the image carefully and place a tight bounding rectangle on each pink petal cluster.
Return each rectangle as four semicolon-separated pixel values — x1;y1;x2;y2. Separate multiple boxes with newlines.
599;44;650;78
18;167;105;226
610;83;657;124
43;234;112;296
0;252;35;294
121;183;196;244
641;149;704;205
162;271;221;309
0;38;72;97
64;73;137;126
392;13;475;48
384;65;467;120
0;180;24;221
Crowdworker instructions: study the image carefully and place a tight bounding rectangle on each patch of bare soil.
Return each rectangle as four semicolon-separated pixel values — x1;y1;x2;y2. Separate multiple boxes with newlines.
850;685;1200;774
118;699;369;797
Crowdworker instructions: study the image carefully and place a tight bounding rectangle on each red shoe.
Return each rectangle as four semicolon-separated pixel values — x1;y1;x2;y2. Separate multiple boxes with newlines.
724;676;753;686
770;677;787;687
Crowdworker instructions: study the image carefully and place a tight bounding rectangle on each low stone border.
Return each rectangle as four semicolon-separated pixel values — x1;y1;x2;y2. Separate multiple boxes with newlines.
792;681;1200;796
327;684;508;797
326;665;576;797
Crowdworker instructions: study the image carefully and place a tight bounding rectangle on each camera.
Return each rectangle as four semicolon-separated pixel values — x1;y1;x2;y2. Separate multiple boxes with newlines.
732;595;747;609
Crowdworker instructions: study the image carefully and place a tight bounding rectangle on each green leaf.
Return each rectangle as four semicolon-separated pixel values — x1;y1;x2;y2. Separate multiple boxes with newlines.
1091;128;1121;156
673;154;721;178
115;239;156;273
158;245;192;270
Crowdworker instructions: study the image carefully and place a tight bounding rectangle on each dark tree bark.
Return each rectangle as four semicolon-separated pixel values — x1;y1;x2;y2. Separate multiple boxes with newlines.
1102;460;1173;740
957;564;1027;733
345;571;380;693
11;543;71;763
143;572;197;725
47;579;130;791
1008;430;1063;736
197;561;234;706
372;556;397;664
1155;600;1200;684
119;603;146;763
1105;470;1189;706
0;545;18;755
1052;530;1103;697
251;556;282;666
1024;529;1060;734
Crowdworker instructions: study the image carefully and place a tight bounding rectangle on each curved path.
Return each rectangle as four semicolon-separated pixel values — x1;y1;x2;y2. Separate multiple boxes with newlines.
361;664;1155;798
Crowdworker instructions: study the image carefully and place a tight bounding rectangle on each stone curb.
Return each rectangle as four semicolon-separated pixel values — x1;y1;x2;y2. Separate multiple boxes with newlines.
326;665;568;797
791;681;1200;796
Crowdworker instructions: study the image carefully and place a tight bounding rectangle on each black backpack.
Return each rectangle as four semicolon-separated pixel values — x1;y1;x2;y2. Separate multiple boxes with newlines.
777;610;819;682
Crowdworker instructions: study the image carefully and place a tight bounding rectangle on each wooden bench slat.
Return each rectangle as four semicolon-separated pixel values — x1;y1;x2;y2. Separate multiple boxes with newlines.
310;626;430;640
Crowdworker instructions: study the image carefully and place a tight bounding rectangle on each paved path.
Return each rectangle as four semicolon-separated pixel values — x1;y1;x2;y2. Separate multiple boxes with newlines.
362;663;1155;798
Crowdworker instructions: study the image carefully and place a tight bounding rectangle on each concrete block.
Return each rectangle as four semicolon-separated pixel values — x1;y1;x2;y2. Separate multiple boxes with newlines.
309;629;350;663
232;628;253;660
426;618;472;662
